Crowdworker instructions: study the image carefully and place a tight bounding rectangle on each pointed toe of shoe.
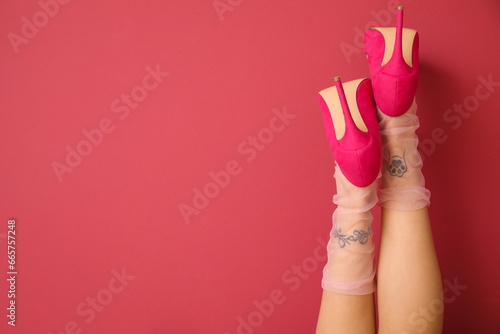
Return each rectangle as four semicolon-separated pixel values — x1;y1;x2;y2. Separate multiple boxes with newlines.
336;138;381;188
372;73;418;117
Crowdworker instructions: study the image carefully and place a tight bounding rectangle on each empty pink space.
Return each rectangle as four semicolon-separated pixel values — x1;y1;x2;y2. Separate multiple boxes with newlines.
0;0;499;333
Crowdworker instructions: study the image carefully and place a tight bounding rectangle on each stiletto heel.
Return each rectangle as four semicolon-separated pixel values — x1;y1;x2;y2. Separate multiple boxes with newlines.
364;6;419;116
332;77;368;150
318;77;381;187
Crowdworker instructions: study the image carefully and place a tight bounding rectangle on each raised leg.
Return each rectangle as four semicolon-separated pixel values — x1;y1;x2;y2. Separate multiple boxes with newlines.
316;291;376;334
316;166;378;334
377;207;443;334
376;101;443;333
316;77;381;334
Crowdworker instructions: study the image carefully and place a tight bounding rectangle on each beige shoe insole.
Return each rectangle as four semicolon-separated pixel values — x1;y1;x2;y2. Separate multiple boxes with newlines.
319;78;368;141
372;27;417;67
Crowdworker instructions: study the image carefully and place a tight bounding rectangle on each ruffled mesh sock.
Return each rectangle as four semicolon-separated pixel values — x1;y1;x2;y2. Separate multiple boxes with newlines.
322;165;378;295
377;99;431;210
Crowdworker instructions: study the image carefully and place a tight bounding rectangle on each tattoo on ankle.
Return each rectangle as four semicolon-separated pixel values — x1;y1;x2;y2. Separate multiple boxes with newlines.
387;149;407;177
333;226;372;248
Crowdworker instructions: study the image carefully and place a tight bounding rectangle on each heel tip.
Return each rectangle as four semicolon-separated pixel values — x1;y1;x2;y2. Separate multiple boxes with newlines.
334;76;341;82
397;5;404;10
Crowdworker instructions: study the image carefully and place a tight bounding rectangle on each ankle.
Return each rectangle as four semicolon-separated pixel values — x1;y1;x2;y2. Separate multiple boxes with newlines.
334;167;378;210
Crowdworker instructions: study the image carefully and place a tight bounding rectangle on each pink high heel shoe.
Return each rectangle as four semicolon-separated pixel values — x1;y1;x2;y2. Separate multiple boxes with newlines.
364;6;419;116
318;77;381;187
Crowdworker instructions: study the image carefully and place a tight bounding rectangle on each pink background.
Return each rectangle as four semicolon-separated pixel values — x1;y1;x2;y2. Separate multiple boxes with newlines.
1;0;500;333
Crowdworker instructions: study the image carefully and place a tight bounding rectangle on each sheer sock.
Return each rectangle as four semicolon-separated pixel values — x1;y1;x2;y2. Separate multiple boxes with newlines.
377;99;431;211
322;165;378;295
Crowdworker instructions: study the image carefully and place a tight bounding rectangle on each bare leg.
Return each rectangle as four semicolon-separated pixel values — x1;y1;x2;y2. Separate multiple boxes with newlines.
377;102;443;333
316;292;376;334
378;207;443;333
315;166;378;334
315;78;381;334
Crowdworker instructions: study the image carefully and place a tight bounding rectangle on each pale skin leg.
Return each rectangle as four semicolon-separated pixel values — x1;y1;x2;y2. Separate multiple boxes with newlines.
316;292;376;334
316;78;377;334
375;104;443;333
315;203;443;334
315;77;377;333
315;138;442;334
315;114;442;334
377;207;443;334
375;23;443;333
316;22;440;331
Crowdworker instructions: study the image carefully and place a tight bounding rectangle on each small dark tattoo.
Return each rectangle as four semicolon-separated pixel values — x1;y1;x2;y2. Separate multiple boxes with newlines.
333;226;372;248
387;149;407;177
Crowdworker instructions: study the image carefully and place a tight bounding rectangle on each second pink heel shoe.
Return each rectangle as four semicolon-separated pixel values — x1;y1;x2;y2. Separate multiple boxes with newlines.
318;77;381;187
364;6;419;116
